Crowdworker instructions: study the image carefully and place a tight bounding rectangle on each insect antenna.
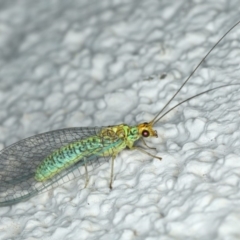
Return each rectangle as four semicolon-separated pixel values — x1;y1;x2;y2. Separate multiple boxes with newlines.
153;83;240;123
149;20;240;125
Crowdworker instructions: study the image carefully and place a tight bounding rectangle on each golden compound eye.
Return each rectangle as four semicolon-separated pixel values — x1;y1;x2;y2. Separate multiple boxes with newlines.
142;130;149;137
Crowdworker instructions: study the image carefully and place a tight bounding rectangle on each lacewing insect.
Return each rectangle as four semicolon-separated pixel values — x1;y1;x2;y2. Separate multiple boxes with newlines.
0;20;240;207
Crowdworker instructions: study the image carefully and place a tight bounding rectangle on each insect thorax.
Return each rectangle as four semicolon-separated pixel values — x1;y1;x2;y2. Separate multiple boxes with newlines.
99;124;140;142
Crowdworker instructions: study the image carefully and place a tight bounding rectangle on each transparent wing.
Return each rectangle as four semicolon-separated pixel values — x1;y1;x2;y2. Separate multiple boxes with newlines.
0;127;114;206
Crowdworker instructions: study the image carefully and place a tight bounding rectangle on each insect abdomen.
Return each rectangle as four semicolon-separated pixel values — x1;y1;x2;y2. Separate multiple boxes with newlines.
35;137;102;181
34;125;129;182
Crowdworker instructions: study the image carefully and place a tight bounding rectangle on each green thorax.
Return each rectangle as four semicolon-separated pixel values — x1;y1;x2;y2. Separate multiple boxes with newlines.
99;124;141;149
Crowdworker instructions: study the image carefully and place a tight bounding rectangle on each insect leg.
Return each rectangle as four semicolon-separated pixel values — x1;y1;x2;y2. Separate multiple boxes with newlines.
109;155;116;189
132;146;162;161
83;158;89;188
141;138;157;150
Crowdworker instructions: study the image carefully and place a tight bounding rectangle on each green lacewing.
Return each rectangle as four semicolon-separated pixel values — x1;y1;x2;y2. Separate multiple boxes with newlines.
0;20;240;206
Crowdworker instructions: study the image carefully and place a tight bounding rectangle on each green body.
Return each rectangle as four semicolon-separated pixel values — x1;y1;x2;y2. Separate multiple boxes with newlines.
35;124;140;181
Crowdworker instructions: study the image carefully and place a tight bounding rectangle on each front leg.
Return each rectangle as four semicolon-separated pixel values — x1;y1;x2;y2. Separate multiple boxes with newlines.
130;145;162;161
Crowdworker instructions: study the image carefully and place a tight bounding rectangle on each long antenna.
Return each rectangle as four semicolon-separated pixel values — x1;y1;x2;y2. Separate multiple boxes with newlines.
150;20;240;125
154;84;240;123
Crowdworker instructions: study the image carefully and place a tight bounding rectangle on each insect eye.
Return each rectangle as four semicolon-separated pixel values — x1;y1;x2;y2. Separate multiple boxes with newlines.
142;130;149;137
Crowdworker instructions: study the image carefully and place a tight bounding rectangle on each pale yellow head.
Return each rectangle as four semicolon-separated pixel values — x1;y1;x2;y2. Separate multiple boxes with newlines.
137;122;158;138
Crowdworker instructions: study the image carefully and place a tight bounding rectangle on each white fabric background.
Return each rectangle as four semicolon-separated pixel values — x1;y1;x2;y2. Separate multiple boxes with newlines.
0;0;240;239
